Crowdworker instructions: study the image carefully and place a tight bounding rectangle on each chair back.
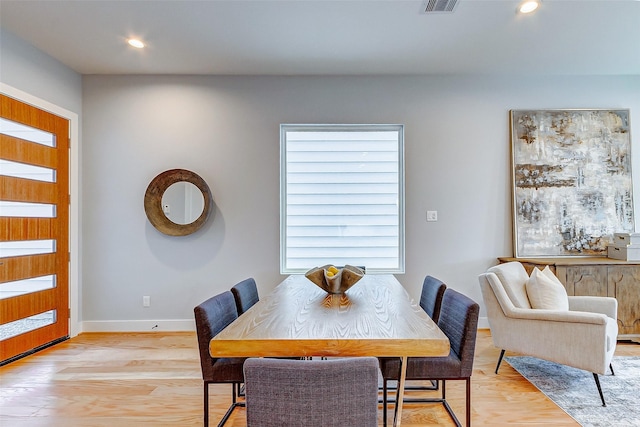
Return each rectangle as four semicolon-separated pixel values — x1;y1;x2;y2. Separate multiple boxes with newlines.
230;277;260;315
244;357;380;427
194;291;239;380
486;262;531;309
437;288;480;377
419;275;447;322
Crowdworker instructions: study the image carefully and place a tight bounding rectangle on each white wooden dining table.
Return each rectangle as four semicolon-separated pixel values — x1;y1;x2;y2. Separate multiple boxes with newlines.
210;273;450;427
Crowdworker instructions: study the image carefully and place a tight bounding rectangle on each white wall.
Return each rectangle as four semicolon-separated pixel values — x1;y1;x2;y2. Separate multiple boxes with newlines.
81;74;640;330
0;29;82;114
2;27;638;332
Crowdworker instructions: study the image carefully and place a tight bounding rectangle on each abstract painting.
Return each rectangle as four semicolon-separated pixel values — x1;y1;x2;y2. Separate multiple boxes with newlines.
510;109;633;257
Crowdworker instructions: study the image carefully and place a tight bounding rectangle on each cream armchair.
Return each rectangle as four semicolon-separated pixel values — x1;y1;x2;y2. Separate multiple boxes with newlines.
478;262;618;406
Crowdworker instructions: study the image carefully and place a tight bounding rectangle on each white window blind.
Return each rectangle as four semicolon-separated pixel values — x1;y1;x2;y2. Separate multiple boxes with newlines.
280;124;404;274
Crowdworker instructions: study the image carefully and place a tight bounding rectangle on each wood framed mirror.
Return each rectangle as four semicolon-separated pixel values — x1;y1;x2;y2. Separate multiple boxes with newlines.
144;169;213;236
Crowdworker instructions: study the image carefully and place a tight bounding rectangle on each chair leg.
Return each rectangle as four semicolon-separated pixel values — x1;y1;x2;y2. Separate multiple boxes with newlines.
236;382;246;397
466;377;471;427
204;382;209;426
378;379;439;403
382;379;388;427
610;363;615;376
217;403;237;427
495;349;505;374
403;379;439;391
440;380;462;427
593;373;606;407
390;377;467;427
216;383;245;427
381;381;444;405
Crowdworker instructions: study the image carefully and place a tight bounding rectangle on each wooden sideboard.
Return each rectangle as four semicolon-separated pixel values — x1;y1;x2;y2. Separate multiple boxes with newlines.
499;257;640;342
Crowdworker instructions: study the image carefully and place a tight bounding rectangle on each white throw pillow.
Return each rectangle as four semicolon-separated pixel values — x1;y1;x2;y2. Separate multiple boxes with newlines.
525;266;569;311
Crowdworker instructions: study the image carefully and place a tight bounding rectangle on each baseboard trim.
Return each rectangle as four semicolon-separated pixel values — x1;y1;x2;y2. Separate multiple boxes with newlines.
82;319;195;333
82;318;488;333
478;317;489;330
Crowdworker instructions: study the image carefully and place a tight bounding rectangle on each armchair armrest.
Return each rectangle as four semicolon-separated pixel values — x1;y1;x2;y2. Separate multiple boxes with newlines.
485;273;608;325
508;306;608;325
568;296;618;320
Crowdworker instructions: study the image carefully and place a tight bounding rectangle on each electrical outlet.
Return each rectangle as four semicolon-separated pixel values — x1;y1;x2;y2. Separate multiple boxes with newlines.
426;210;438;222
143;295;150;307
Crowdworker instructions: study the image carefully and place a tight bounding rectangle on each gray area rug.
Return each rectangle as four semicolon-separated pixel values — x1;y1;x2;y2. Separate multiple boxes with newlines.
506;356;640;427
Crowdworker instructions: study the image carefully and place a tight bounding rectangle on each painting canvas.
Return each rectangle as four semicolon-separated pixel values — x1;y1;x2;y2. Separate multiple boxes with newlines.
511;109;633;257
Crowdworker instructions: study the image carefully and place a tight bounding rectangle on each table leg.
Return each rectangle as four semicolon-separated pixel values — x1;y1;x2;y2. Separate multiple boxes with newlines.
393;356;408;427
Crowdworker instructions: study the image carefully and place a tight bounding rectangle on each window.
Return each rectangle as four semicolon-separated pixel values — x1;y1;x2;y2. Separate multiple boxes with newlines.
280;124;404;274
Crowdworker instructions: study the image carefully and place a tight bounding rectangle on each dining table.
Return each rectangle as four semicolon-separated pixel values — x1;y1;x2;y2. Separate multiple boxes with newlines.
209;273;450;427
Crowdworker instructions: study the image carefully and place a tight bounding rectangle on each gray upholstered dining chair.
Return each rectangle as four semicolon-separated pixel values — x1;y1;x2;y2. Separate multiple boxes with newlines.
230;277;260;316
416;275;447;391
229;278;259;398
379;288;480;427
243;357;380;427
420;275;447;323
230;277;300;399
194;291;246;427
381;275;447;401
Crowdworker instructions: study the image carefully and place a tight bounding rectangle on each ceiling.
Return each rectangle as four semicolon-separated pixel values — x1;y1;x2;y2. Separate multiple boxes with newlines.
1;0;639;76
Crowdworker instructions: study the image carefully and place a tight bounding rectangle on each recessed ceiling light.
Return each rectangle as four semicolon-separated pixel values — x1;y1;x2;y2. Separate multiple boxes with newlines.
128;38;145;49
518;0;540;14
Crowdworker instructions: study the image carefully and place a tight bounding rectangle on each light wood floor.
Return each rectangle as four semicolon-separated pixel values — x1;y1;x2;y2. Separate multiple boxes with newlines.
1;330;638;426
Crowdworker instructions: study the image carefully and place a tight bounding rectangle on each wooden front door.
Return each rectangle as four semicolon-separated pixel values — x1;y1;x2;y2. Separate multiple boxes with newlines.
0;93;70;363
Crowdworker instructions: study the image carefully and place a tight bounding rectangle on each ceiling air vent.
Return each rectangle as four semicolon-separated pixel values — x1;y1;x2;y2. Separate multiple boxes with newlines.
424;0;458;13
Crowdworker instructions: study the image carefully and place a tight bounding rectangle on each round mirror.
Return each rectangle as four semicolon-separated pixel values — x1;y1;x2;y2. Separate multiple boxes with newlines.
144;169;212;236
161;182;205;225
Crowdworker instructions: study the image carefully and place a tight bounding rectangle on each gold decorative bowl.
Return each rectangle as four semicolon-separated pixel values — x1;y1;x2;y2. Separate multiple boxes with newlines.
304;265;365;294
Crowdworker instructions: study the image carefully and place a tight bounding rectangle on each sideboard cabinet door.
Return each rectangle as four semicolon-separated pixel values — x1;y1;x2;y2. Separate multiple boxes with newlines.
608;266;640;337
565;266;608;297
